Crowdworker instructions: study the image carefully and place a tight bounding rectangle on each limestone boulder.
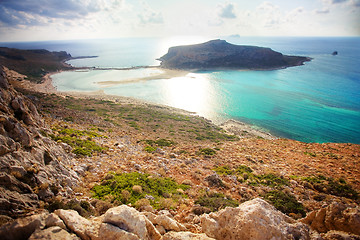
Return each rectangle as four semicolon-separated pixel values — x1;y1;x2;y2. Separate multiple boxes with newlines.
200;198;315;240
154;214;186;232
28;226;79;240
45;213;67;229
55;209;98;240
103;205;161;240
162;231;216;240
0;212;47;240
98;223;139;240
301;202;360;236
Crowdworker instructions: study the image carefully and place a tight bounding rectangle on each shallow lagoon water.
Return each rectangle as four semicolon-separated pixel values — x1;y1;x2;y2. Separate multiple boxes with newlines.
3;37;360;143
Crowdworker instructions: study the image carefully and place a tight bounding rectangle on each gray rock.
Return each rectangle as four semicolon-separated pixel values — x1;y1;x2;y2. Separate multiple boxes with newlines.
98;223;139;240
162;231;215;240
28;226;79;240
0;213;47;240
55;209;97;240
201;198;316;240
103;205;161;240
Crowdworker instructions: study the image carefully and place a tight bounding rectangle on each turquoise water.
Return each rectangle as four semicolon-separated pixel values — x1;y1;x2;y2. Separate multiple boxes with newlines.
1;37;360;143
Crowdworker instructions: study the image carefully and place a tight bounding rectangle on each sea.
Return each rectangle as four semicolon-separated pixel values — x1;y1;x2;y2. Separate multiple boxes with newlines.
1;36;360;144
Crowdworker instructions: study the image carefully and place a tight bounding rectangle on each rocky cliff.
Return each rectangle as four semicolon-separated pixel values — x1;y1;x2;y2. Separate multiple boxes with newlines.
0;66;79;219
158;39;311;70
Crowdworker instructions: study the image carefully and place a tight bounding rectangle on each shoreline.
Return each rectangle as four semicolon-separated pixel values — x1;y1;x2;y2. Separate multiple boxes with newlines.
9;67;278;140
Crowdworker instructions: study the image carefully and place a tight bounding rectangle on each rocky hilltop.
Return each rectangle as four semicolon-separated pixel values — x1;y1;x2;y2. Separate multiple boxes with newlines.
158;39;311;70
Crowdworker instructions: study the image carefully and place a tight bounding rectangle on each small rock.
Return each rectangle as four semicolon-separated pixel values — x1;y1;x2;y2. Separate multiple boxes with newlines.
55;209;97;240
45;213;66;230
154;215;186;232
98;223;139;240
28;226;79;240
155;224;166;235
162;231;215;240
0;213;47;240
205;174;225;188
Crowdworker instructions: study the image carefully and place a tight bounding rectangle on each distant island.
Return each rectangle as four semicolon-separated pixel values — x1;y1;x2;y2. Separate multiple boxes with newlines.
158;39;311;70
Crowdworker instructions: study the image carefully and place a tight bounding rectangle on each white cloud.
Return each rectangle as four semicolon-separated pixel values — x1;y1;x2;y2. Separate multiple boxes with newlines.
218;2;237;19
315;8;330;14
138;1;164;25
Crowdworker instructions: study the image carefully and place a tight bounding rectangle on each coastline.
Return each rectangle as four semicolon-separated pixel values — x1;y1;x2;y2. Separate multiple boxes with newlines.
9;67;277;140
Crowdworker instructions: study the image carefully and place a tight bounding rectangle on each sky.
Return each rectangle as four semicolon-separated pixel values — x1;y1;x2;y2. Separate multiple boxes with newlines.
0;0;359;42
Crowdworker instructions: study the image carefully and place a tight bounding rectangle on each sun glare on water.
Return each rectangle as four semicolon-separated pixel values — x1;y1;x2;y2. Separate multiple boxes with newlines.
162;73;217;117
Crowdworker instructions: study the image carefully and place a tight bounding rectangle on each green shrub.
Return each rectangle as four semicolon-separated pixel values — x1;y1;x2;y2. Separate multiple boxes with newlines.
144;145;156;153
200;148;217;156
195;192;239;211
302;175;358;200
50;127;106;157
235;165;253;174
213;165;234;175
92;172;190;209
144;138;175;147
263;190;306;217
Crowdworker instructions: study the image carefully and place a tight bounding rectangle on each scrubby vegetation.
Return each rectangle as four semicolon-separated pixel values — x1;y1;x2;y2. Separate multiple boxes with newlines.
213;165;288;187
92;172;190;209
195;192;239;211
199;148;217;156
301;175;358;200
263;190;306;218
49;126;106;156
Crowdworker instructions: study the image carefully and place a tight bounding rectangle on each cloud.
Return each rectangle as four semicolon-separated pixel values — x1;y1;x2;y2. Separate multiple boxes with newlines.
138;11;163;24
330;0;347;3
0;0;124;26
350;0;360;7
138;1;163;25
218;2;236;19
315;8;330;14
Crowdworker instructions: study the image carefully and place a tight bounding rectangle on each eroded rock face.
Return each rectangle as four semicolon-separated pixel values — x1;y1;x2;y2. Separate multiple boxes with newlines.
0;66;79;218
301;202;360;236
200;198;315;240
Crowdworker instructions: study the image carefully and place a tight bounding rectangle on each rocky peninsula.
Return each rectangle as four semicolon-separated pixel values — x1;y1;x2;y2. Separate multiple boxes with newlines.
0;46;359;240
158;39;311;70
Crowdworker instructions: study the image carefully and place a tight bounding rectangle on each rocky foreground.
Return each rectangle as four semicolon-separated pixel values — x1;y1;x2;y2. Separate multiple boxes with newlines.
0;65;360;240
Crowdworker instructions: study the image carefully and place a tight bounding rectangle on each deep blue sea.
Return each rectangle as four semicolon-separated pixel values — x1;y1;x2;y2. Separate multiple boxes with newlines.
1;37;360;144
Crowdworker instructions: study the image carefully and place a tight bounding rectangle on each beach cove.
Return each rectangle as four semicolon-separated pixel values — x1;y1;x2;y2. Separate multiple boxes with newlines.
4;36;360;144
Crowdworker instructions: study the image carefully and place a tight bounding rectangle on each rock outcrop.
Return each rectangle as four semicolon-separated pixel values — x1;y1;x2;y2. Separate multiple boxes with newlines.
0;205;186;240
0;66;79;218
200;198;318;240
2;199;360;240
301;202;360;236
158;39;311;70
